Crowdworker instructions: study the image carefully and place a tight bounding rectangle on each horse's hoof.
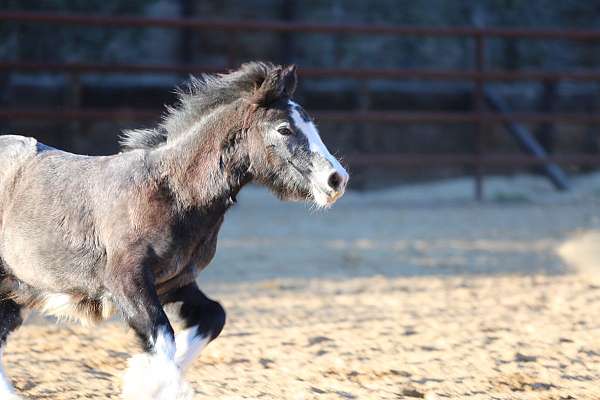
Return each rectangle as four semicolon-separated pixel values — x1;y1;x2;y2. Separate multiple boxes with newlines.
122;353;193;400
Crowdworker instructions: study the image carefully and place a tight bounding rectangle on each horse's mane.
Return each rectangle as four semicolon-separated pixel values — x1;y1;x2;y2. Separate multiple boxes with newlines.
119;61;276;151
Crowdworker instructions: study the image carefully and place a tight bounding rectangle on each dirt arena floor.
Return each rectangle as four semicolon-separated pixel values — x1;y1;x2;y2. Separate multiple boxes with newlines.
4;174;600;399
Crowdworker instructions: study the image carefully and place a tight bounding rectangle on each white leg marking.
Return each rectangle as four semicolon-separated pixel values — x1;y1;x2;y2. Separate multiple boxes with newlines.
122;327;193;400
152;326;176;360
175;327;210;371
0;349;21;400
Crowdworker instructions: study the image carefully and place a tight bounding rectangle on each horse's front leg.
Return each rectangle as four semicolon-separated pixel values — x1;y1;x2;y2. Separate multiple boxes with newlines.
106;263;192;400
164;283;226;371
0;298;23;400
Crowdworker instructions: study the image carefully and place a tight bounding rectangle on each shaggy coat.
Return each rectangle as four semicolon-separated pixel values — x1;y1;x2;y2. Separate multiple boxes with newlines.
0;62;348;399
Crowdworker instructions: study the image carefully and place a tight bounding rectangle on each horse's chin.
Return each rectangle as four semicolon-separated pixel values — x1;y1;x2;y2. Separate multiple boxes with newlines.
271;186;318;207
269;180;343;209
309;186;344;209
280;185;344;209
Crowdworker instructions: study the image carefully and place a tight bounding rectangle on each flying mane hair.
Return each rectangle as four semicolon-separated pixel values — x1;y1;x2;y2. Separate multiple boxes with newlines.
119;61;283;152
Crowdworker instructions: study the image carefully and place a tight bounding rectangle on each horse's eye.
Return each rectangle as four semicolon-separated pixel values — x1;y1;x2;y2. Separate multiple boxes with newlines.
277;126;294;136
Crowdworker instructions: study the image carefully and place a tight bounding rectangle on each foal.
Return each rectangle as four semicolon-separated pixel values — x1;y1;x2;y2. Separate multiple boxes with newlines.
0;62;348;399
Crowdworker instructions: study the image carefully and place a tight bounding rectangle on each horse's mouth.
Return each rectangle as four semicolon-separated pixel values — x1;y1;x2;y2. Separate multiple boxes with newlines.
309;181;345;208
326;188;344;203
319;185;344;204
287;160;344;207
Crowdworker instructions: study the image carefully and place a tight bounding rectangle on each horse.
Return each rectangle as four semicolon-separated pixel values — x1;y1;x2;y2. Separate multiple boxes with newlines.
0;62;348;399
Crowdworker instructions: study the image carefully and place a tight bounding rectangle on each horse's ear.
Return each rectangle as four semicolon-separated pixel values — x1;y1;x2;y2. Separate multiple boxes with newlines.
281;64;297;98
250;66;283;105
250;65;296;105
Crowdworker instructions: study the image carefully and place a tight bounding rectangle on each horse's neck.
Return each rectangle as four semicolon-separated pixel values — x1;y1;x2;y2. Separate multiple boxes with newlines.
151;111;249;213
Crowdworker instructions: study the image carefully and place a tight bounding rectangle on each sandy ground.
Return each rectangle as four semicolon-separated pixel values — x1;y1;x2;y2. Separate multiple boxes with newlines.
4;173;600;399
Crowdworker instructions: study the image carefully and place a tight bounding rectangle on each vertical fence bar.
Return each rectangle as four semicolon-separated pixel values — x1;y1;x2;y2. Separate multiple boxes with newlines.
351;79;372;189
67;71;82;145
280;0;296;64
227;32;239;68
179;0;194;65
474;33;486;200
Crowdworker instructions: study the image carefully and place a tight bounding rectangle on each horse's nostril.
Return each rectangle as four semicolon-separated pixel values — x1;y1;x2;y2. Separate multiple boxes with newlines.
327;172;343;191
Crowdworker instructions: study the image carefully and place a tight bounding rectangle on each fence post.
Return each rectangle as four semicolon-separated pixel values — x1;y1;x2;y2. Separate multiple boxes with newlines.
474;33;486;201
281;0;296;64
227;32;239;68
351;79;371;189
67;71;82;147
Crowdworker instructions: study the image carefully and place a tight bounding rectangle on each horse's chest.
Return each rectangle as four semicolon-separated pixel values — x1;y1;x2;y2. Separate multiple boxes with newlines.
152;216;223;285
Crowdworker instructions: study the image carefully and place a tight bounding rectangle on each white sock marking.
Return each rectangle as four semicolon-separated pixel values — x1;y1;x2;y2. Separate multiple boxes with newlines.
152;326;176;360
0;349;16;395
123;327;192;400
175;327;210;371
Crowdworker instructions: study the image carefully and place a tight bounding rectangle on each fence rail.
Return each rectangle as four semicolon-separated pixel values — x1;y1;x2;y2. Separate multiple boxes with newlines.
2;11;600;39
3;62;600;82
1;11;600;199
3;108;600;124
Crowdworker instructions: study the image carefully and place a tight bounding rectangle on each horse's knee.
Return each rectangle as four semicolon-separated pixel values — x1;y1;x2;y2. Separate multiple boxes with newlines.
0;299;22;397
180;299;226;341
173;300;225;371
206;300;226;340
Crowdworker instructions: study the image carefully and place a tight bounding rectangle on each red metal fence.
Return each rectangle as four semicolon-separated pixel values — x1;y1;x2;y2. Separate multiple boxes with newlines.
1;11;600;199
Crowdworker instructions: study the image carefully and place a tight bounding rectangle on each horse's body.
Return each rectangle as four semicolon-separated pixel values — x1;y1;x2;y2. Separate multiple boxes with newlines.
0;62;348;399
0;135;222;320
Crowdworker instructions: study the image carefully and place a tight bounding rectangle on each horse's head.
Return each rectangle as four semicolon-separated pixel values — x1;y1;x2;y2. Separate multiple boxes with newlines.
244;64;349;208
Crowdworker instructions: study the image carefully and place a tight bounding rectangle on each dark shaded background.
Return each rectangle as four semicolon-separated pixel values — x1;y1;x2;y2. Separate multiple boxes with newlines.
1;0;599;189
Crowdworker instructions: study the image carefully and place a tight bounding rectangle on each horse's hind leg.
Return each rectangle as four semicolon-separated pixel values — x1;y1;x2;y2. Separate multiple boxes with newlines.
105;264;192;400
0;297;23;400
163;283;226;371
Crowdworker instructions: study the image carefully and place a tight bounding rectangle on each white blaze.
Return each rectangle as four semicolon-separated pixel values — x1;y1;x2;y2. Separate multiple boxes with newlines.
289;100;349;207
289;101;347;175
